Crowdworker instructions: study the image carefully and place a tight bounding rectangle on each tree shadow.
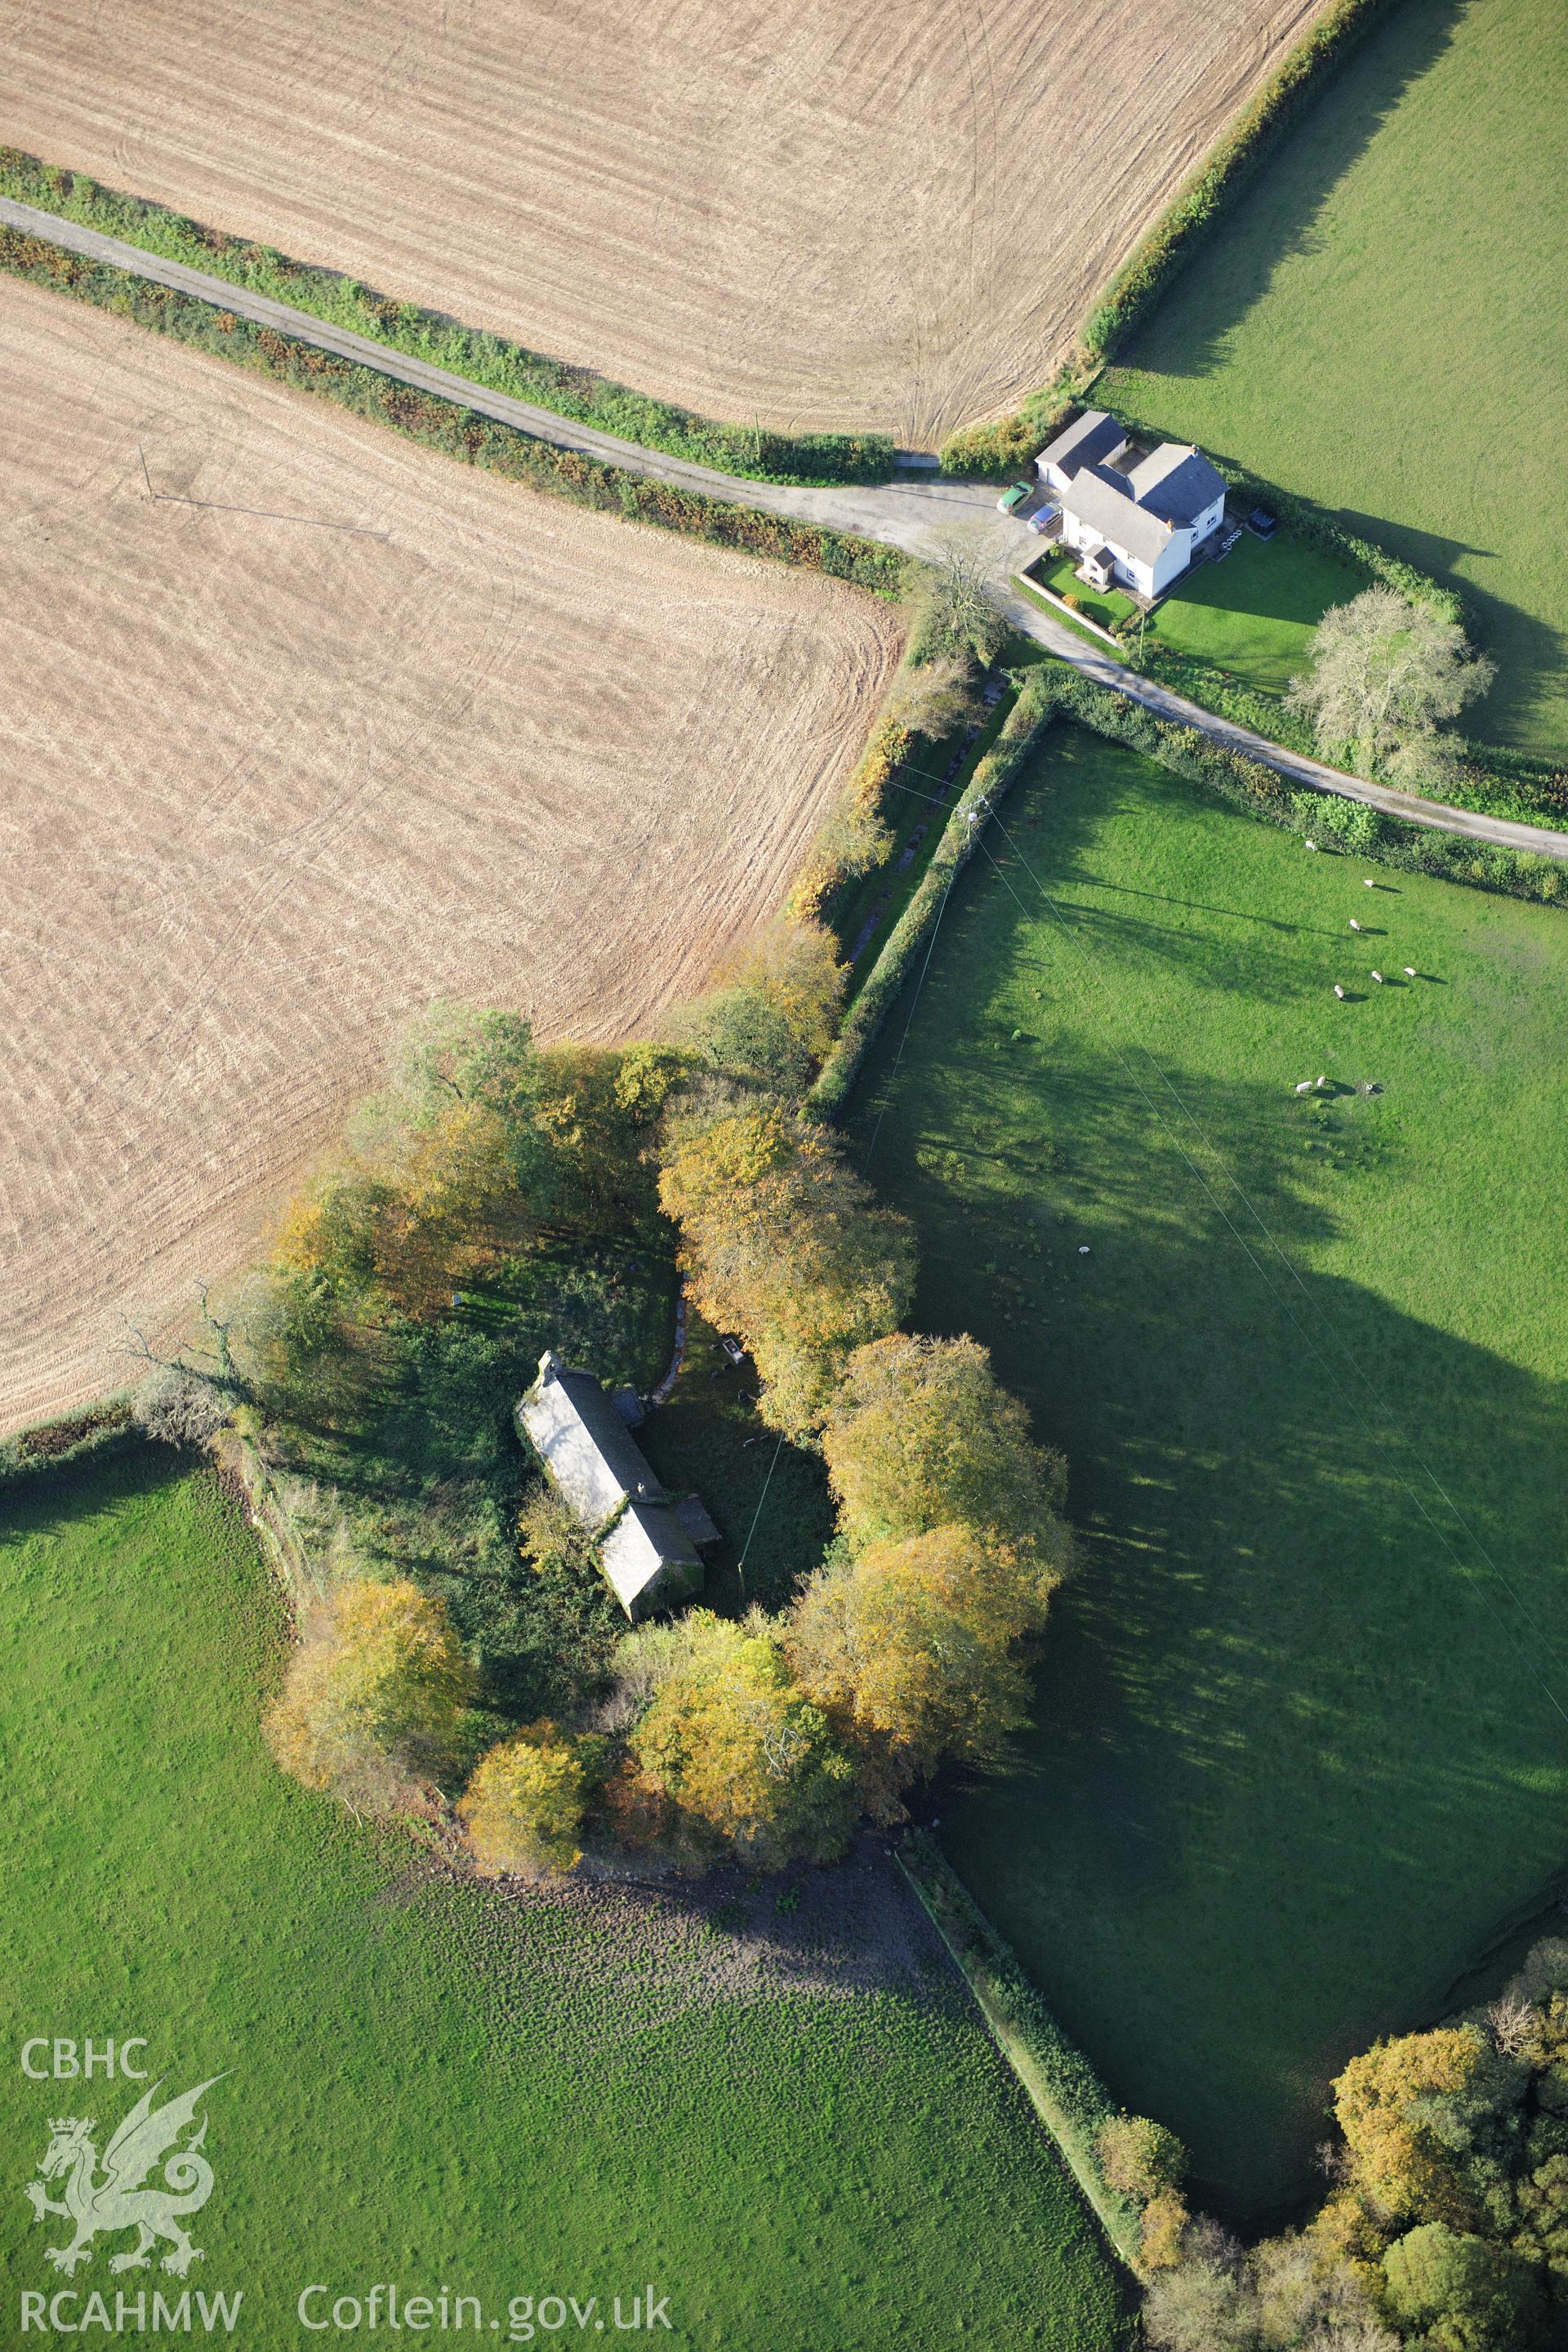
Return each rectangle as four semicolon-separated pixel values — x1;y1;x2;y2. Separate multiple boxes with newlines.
849;749;1568;2221
1121;3;1469;389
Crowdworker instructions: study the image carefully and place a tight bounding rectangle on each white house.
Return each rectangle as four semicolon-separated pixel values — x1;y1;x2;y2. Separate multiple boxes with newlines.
516;1351;712;1619
1035;410;1227;600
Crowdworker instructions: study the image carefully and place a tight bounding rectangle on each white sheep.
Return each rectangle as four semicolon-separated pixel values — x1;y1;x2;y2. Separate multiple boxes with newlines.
1315;1075;1327;1089
1371;969;1384;984
1294;1080;1313;1094
1404;966;1416;978
1305;838;1318;851
1334;984;1346;1000
1363;877;1376;889
1349;918;1361;932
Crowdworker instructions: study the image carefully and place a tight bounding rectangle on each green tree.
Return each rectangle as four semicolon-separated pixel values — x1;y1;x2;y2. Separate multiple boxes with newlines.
1382;2224;1545;2351
673;918;845;1098
459;1720;596;1877
1284;587;1494;784
823;1332;1071;1574
265;1577;473;1811
624;1610;857;1868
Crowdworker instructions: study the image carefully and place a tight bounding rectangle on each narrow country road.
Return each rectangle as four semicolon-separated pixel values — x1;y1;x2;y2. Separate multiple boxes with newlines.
8;194;1564;862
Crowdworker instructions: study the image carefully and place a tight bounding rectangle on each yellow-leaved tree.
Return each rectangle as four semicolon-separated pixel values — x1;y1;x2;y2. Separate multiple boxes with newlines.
265;1577;473;1812
822;1331;1071;1575
622;1611;857;1868
657;1102;914;1441
785;1523;1051;1799
460;1720;596;1877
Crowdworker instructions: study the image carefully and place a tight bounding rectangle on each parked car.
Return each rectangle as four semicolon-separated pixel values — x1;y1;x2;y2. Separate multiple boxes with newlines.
1246;507;1278;540
1028;503;1060;534
996;482;1032;514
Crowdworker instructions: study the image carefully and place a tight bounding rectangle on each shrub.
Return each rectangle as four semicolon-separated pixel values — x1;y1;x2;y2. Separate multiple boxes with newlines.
265;1578;474;1811
672;918;845;1098
131;1366;229;1448
459;1720;597;1876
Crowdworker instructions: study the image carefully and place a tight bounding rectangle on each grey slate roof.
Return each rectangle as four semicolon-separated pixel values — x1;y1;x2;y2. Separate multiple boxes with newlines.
1125;443;1227;525
516;1351;703;1619
1036;408;1127;479
1058;464;1174;568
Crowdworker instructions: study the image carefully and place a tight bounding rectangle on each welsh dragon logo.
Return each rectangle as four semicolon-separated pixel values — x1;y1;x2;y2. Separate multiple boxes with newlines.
23;2076;225;2278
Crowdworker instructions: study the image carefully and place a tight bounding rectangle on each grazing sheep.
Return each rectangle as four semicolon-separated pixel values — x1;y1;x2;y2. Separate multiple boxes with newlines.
1404;966;1417;978
1305;838;1318;851
1294;1080;1313;1094
1349;918;1361;932
1334;984;1346;1000
1363;877;1376;889
1315;1075;1327;1089
1371;970;1384;984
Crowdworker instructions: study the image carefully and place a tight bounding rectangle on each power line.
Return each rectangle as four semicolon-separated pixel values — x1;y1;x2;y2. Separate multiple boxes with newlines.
736;1431;786;1600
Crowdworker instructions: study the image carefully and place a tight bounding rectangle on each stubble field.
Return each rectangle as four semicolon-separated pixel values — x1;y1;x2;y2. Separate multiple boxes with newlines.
0;274;902;1432
2;0;1319;447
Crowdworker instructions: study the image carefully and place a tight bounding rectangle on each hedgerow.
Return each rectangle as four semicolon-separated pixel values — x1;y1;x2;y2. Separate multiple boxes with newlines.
0;148;894;488
813;659;1566;1119
942;0;1401;475
0;225;906;596
0;1399;136;1492
1079;0;1402;363
897;1831;1145;2274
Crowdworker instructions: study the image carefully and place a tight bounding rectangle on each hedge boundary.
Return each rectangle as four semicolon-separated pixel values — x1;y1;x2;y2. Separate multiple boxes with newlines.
1080;0;1401;363
810;661;1566;1117
896;1830;1145;2276
938;0;1400;471
808;679;1055;1116
0;225;907;599
0;148;893;488
0;1399;136;1494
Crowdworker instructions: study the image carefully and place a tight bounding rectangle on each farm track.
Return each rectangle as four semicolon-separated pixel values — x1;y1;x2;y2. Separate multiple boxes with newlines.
7;194;1564;866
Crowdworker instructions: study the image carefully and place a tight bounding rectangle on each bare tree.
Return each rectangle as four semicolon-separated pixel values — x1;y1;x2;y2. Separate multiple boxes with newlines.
1284;586;1494;781
916;530;1007;663
122;1279;255;1423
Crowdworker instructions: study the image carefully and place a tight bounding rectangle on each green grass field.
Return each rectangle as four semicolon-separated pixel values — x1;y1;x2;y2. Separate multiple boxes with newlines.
1100;0;1568;757
0;1450;1127;2349
849;724;1568;2216
1035;556;1135;635
1148;532;1363;698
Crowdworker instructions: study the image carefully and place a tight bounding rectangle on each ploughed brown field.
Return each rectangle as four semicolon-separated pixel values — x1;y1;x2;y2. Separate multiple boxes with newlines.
0;275;902;1432
2;0;1320;447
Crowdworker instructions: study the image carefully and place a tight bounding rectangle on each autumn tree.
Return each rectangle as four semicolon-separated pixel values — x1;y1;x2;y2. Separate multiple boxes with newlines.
1284;588;1494;785
912;532;1007;665
1098;2115;1191;2271
459;1720;599;1877
265;1577;473;1811
673;919;846;1099
657;1101;915;1441
1331;2025;1498;2227
622;1610;857;1868
786;1522;1054;1796
822;1332;1071;1575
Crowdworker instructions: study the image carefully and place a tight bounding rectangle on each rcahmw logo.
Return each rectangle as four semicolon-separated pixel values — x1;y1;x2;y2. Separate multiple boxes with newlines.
19;2041;241;2335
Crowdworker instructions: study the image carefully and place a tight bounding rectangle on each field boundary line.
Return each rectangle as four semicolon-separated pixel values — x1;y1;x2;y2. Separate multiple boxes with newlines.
895;1831;1146;2280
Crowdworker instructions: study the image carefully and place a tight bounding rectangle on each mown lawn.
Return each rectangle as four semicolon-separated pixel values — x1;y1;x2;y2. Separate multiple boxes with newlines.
0;1450;1128;2350
1035;555;1135;635
1100;0;1568;757
1148;532;1363;697
849;724;1568;2216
